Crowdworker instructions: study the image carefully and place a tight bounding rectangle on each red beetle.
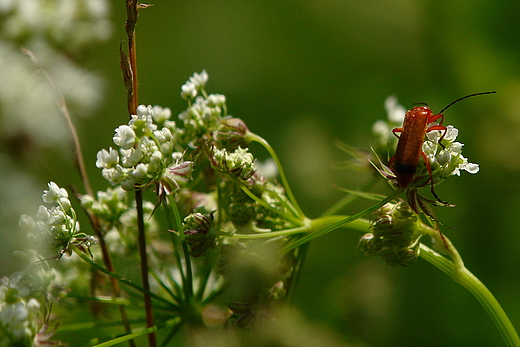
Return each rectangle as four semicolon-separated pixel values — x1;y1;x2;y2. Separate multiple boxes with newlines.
388;92;495;203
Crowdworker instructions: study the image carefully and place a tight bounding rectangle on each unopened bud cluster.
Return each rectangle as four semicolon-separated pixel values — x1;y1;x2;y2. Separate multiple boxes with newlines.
211;147;256;180
359;201;422;267
181;207;215;257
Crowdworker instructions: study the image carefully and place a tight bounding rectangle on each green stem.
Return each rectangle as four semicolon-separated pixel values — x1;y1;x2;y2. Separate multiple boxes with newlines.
248;132;305;219
239;182;302;226
318;214;520;347
70;244;175;308
320;176;379;217
281;189;402;252
419;244;520;347
166;194;194;299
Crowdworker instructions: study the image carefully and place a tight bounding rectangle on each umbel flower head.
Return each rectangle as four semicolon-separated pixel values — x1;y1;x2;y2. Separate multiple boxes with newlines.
0;274;47;346
96;105;184;191
96;70;253;193
20;182;96;259
210;146;256;180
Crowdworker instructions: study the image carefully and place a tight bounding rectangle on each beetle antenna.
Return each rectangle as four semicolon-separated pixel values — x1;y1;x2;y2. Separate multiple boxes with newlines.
438;91;496;114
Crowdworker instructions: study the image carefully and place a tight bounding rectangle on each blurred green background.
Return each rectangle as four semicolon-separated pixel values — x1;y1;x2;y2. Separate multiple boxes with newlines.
2;0;520;346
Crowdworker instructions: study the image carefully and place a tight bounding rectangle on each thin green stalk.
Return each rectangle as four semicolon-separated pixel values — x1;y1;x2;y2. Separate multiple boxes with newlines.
89;317;181;347
281;189;402;252
320;176;379;217
248;132;305;219
419;244;520;347
70;244;175;308
311;213;520;347
239;182;302;226
166;194;194;299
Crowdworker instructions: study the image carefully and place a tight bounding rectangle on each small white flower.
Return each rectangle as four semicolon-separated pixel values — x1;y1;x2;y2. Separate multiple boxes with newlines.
426;130;440;142
151;106;172;122
181;82;197;100
172;152;184;161
206;94;226;107
189;70;209;89
148;151;164;172
444;125;458;141
372;120;390;138
120;147;143;167
59;197;71;211
132;163;149;180
102;166;123;183
42;182;68;204
255;158;278;180
120;177;137;191
154;127;172;143
129;112;157;133
436;150;451;166
26;298;40;312
384;95;406;124
113;125;136;149
36;205;51;224
19;215;36;232
459;162;480;174
96;147;119;168
448;141;463;153
136;104;152;117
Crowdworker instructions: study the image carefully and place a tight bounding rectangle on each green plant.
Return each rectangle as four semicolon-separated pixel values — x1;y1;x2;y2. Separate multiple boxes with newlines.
1;2;518;347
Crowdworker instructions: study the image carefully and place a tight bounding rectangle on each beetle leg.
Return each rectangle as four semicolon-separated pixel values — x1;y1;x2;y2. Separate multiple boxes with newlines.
427;124;448;149
420;151;450;206
392;127;403;138
429;113;444;125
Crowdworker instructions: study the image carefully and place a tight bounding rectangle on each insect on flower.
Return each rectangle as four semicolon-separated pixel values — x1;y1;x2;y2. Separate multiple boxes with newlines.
388;91;496;204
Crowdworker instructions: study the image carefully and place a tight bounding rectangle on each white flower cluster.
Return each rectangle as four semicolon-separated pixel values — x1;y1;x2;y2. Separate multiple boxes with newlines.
20;182;93;259
372;95;406;149
0;274;41;347
80;187;128;227
180;70;209;100
96;105;183;191
423;124;479;179
178;70;227;141
21;182;77;246
96;71;232;192
211;146;256;180
0;0;111;47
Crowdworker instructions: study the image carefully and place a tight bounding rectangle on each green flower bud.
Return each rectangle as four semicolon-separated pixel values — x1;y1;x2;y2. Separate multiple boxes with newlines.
214;117;250;150
359;201;422;267
211;146;256;180
182;207;215;257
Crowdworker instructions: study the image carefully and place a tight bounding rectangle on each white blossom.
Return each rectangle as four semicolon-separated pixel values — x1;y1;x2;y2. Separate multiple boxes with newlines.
96;147;119;168
113;125;136;149
42;181;68;204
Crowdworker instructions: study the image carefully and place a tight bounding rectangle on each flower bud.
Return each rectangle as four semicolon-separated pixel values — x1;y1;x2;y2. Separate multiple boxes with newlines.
211;146;256;180
359;201;422;267
214;117;250;150
182;207;215;257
